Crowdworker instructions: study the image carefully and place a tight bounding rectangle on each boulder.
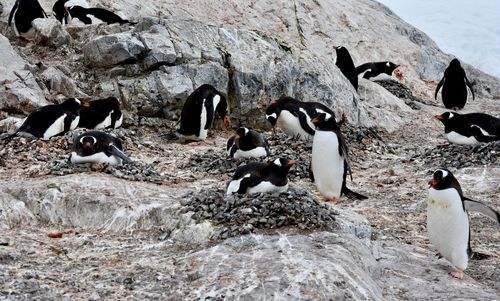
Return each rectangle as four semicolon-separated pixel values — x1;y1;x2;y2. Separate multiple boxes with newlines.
139;25;177;70
83;32;146;67
40;66;89;98
32;18;72;48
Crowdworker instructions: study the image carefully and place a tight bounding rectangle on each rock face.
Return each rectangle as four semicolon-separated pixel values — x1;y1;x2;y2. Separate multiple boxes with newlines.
32;18;72;47
0;35;47;114
83;32;146;67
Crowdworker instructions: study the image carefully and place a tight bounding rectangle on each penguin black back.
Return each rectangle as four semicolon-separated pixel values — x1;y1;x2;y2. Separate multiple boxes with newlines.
335;46;358;91
68;6;133;25
356;61;400;80
436;112;500;144
435;59;475;109
8;0;47;36
79;97;123;129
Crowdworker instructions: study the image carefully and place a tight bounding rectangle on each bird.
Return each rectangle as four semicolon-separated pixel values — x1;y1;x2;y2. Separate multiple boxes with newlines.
435;58;475;110
52;0;89;24
8;0;47;38
226;158;295;195
311;112;367;203
265;96;338;141
2;98;84;141
356;61;403;81
70;131;131;165
334;46;358;91
227;127;270;159
435;112;500;145
427;169;500;279
78;97;123;130
163;84;228;142
66;5;135;25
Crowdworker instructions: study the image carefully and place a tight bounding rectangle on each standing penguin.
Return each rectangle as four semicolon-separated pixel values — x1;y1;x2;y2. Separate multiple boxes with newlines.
427;169;500;279
435;112;500;145
70;131;131;165
356;61;403;81
227;127;270;159
226;158;295;195
2;98;83;141
311;113;366;203
435;59;475;110
8;0;47;38
78;97;123;130
265;96;338;141
335;46;358;91
164;84;228;142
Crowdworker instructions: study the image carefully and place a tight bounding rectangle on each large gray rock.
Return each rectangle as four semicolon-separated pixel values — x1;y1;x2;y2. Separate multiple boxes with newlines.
40;66;89;98
32;18;72;47
0;34;47;114
83;32;146;67
139;24;177;70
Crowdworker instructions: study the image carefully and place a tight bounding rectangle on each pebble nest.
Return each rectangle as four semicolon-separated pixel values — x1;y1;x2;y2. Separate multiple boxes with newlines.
418;141;500;168
376;80;432;109
181;187;338;240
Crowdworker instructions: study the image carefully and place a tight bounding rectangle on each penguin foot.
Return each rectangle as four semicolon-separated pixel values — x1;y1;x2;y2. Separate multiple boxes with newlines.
321;196;339;205
450;269;464;279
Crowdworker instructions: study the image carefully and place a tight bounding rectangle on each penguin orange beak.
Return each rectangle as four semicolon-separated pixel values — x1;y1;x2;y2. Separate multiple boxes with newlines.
311;117;320;125
435;115;444;121
224;116;230;127
287;159;296;167
83;101;90;108
428;179;439;188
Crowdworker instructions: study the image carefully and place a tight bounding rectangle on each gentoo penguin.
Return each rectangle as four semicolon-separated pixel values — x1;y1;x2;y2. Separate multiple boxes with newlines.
8;0;47;38
356;61;403;81
265;96;338;141
334;46;358;91
311;113;367;203
435;112;500;145
226;158;295;195
67;5;134;25
227;127;270;159
70;131;131;165
2;98;83;141
52;0;89;24
435;59;475;110
164;84;228;142
427;169;500;279
79;97;123;130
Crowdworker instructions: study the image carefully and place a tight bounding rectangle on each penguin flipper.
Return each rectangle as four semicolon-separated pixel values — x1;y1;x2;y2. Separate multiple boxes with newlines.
470;125;499;143
107;144;132;164
237;177;261;194
435;77;444;100
465;76;475;100
297;111;316;136
8;1;18;26
463;197;500;224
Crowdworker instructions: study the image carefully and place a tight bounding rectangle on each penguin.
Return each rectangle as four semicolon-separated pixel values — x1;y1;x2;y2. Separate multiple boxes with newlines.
435;112;500;145
356;61;402;81
226;158;295;195
227;127;270;159
265;96;338;141
435;59;475;110
70;131;132;165
78;97;123;130
2;98;83;141
163;84;228;142
8;0;47;38
311;113;367;203
427;169;500;279
67;5;135;25
52;0;89;24
334;46;358;91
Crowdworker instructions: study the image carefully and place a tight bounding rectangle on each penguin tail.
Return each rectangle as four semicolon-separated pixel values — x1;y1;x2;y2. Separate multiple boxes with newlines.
108;145;132;164
342;186;368;200
470;251;490;261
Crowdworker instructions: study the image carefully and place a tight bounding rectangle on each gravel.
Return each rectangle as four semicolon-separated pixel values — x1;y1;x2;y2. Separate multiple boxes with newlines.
181;187;338;240
376;80;433;109
417;141;499;168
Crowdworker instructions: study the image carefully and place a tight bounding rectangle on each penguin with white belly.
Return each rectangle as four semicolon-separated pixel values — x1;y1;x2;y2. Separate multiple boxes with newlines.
2;98;84;141
163;84;228;142
435;112;499;145
227;127;270;159
311;113;367;203
226;158;295;195
427;169;500;279
70;131;131;165
265;96;338;141
8;0;47;38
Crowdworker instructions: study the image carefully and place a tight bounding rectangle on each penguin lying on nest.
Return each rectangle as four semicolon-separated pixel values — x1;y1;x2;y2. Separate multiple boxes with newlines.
70;131;132;165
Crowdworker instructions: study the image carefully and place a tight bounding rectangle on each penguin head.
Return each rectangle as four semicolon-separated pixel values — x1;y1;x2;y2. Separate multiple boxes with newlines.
79;135;99;156
265;102;280;126
62;98;85;113
311;113;339;131
385;61;400;73
270;158;296;174
428;169;460;191
449;58;461;68
235;127;250;139
435;112;458;125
